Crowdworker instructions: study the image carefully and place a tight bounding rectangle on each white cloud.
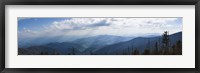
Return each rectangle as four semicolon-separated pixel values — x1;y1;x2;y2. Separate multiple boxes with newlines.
49;18;110;30
19;18;182;41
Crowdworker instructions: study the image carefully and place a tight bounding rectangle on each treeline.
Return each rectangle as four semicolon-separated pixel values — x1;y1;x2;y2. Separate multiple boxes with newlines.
116;31;182;55
40;47;78;55
131;40;182;55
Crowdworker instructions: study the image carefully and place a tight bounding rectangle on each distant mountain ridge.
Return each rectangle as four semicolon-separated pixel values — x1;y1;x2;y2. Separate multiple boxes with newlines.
73;35;133;51
18;35;83;48
18;32;182;55
18;35;133;55
93;31;182;55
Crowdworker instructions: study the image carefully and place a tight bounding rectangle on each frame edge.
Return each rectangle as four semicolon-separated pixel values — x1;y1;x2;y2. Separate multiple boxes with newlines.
1;0;200;73
195;0;200;72
0;0;5;72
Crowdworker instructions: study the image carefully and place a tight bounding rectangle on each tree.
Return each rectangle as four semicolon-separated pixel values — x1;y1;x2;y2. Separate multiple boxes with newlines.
143;49;150;55
44;52;48;55
153;42;159;55
148;39;151;49
174;40;182;55
55;52;60;55
122;49;127;55
41;52;44;55
90;50;94;55
162;31;170;54
127;46;130;54
172;45;176;55
133;48;140;55
71;47;76;55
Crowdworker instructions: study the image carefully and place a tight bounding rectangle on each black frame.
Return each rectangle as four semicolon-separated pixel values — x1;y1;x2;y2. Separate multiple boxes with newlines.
0;0;200;73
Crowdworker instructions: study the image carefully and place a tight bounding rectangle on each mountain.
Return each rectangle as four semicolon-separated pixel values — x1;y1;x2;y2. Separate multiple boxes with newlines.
18;42;83;55
18;46;60;55
18;35;133;55
73;35;133;52
18;32;182;55
93;32;182;55
18;35;83;48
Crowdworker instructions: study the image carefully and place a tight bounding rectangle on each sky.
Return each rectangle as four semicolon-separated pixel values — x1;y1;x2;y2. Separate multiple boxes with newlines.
18;17;182;40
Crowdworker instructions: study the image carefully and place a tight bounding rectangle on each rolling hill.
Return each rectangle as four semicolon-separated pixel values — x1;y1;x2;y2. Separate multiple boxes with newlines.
93;32;182;55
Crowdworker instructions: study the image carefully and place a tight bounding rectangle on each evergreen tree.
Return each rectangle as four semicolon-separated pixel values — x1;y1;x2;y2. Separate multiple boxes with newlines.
176;40;182;55
71;47;75;55
172;45;176;55
90;51;94;55
143;49;150;55
55;52;60;55
44;52;48;55
127;46;130;54
41;52;44;55
133;48;140;55
148;39;150;49
154;42;159;55
162;31;170;54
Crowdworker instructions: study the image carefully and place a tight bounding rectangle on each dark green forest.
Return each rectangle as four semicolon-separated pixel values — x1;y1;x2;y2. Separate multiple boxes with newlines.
119;31;182;55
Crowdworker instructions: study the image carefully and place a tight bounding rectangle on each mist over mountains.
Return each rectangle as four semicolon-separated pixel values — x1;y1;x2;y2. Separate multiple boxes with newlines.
94;31;182;55
18;31;182;55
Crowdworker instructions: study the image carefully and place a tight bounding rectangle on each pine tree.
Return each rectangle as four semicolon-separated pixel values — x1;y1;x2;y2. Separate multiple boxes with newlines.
90;51;94;55
176;40;182;55
162;31;170;55
154;42;159;55
133;48;140;55
127;46;130;55
44;52;48;55
148;39;150;49
172;45;176;55
143;49;150;55
41;52;44;55
70;47;76;55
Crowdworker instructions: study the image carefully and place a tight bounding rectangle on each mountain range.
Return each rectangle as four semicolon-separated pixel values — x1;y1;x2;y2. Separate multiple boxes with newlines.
93;32;182;55
18;31;182;55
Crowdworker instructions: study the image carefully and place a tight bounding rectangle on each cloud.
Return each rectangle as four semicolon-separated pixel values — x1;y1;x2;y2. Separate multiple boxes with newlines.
49;18;110;30
18;18;182;42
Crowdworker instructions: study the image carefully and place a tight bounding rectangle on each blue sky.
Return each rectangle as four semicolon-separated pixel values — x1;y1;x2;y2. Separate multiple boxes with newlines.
18;17;182;40
18;18;71;31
